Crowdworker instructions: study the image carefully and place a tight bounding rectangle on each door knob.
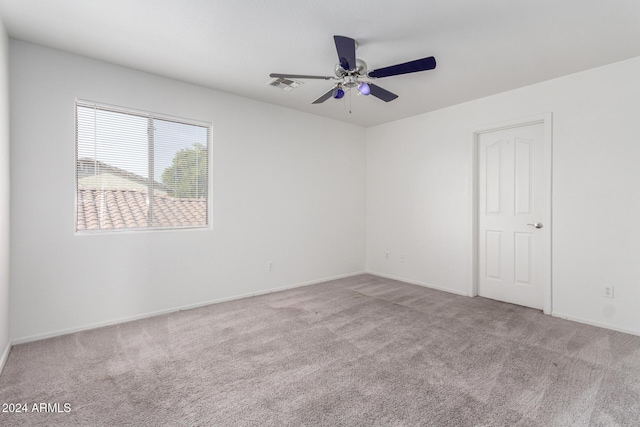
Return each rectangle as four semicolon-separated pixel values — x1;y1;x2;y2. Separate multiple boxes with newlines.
527;222;543;229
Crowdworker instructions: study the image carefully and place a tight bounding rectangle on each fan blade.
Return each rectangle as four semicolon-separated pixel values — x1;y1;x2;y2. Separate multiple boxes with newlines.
368;56;436;78
312;87;336;104
270;73;334;80
334;36;357;71
369;83;398;102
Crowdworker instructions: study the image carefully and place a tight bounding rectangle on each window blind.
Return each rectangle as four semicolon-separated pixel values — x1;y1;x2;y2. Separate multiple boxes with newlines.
76;100;210;232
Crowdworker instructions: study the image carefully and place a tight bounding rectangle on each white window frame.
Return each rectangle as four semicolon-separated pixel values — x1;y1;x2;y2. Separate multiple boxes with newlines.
74;99;212;234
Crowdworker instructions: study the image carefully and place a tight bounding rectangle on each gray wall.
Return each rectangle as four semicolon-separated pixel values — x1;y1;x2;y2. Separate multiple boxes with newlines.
367;56;640;335
9;41;366;342
9;38;640;345
0;17;10;367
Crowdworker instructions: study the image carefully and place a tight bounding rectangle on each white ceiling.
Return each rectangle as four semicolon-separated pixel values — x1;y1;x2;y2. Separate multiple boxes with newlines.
1;0;639;127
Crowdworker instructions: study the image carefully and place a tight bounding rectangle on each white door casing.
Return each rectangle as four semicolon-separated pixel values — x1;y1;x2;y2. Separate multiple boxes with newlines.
473;116;552;312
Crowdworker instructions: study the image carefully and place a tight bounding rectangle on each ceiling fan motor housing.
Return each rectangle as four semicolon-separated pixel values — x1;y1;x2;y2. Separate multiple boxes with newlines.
334;59;368;88
355;59;368;76
335;59;368;78
343;76;357;88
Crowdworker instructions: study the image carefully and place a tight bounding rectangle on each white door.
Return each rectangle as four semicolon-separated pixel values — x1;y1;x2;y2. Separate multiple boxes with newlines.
478;123;547;309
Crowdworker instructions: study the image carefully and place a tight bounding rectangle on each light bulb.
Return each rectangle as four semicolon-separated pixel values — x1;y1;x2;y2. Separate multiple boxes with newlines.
357;82;370;96
332;88;345;99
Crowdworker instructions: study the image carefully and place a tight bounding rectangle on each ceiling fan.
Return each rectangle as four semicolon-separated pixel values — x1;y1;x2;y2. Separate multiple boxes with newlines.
270;35;436;104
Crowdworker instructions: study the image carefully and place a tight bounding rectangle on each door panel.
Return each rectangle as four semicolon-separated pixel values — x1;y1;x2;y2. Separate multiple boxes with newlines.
478;123;545;309
486;141;502;214
485;230;502;280
514;139;532;215
514;232;532;285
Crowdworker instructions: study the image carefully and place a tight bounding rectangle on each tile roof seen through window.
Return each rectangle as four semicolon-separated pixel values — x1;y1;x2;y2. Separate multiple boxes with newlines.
77;158;171;195
77;189;207;231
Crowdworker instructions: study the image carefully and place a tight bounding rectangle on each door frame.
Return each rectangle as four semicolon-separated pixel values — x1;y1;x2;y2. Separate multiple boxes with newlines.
469;113;553;314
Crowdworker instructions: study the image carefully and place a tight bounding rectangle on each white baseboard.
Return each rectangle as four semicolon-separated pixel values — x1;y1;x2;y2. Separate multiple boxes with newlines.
552;311;640;337
0;340;10;375
366;271;468;296
12;270;367;345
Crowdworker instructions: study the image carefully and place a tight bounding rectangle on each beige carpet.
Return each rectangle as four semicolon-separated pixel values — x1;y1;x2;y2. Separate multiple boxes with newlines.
1;274;639;426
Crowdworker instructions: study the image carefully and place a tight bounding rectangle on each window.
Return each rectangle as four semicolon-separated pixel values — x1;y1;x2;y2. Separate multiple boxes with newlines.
76;100;210;232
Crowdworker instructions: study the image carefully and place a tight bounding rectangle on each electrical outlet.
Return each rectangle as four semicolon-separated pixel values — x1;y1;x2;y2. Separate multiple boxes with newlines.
268;261;274;272
602;285;614;298
400;255;406;263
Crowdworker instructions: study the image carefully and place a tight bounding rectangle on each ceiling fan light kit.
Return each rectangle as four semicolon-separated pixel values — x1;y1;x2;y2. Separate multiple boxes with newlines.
358;82;370;96
270;35;436;105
